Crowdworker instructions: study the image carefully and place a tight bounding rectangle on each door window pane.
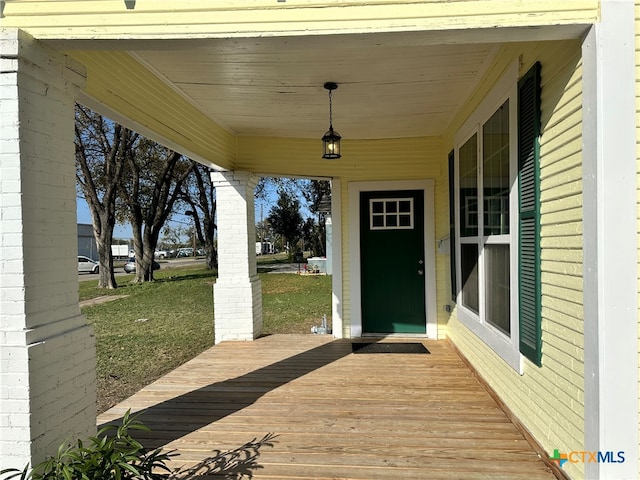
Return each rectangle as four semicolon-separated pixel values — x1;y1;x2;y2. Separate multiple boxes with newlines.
485;244;510;334
459;134;478;237
461;243;479;314
483;100;510;235
385;201;397;213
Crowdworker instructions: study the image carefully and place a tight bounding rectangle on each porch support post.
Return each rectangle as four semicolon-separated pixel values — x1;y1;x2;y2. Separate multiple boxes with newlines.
210;171;262;343
0;30;96;469
582;1;638;478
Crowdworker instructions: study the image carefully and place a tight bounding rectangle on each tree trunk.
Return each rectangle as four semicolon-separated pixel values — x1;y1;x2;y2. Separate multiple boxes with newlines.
133;227;158;282
130;220;157;283
75;105;131;289
95;216;118;289
206;245;217;270
121;145;193;283
184;162;218;270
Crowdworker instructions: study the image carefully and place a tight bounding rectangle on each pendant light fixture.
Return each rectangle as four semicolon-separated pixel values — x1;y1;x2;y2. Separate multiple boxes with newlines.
321;82;341;159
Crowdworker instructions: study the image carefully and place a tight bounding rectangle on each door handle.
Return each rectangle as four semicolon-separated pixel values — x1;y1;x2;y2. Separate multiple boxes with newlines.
418;269;424;276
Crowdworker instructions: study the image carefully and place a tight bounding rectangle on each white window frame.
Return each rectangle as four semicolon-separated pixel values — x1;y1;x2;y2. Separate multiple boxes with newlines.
369;197;415;230
454;61;522;373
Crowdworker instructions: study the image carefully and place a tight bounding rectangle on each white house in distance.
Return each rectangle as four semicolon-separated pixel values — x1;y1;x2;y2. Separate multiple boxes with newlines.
0;1;638;479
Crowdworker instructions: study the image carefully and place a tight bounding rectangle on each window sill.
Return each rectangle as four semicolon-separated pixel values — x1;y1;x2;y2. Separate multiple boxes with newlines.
456;307;523;374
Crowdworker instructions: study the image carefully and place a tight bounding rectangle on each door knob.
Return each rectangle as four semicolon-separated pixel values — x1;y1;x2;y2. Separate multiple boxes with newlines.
418;269;424;276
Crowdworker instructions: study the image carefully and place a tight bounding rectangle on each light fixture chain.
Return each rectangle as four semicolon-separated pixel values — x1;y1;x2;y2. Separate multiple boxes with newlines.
328;89;333;129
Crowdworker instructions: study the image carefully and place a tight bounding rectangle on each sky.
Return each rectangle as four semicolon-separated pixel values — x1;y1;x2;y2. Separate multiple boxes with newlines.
77;190;278;242
77;197;132;239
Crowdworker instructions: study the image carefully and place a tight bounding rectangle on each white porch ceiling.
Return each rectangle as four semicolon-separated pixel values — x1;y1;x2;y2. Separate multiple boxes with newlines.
128;32;500;140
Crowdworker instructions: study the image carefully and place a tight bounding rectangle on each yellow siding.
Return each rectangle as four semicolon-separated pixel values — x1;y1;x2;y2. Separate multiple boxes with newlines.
236;136;441;181
444;40;586;480
236;135;445;337
3;1;599;39
68;50;236;169
636;2;640;471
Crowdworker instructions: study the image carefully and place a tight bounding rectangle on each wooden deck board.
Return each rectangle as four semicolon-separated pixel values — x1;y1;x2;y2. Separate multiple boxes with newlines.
98;335;557;479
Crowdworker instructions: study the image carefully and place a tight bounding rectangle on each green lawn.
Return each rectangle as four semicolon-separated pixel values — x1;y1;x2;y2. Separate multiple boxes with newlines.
79;266;331;413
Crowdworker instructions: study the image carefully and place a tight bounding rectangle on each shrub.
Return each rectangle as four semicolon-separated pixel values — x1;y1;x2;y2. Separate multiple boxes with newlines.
1;411;175;480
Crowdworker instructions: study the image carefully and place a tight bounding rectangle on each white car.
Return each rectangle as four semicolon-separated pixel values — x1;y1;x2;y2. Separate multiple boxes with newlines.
123;257;161;274
78;255;99;274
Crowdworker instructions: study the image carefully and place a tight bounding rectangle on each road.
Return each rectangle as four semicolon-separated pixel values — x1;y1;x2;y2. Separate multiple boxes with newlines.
78;257;205;282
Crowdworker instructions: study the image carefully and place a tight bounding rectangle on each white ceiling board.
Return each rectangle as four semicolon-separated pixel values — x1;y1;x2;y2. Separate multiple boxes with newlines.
132;33;498;139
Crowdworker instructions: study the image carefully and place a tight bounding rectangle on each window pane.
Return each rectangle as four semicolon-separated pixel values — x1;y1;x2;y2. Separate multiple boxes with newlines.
459;134;478;237
385;201;397;213
399;200;411;213
372;201;384;214
386;215;397;227
483;100;510;235
461;243;479;314
485;244;510;335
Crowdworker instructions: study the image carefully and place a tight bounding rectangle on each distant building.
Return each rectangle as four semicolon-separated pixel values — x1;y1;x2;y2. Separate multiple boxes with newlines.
77;223;97;259
78;224;130;259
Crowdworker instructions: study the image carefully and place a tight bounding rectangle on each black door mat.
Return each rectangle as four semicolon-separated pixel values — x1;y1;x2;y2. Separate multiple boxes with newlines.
351;342;430;354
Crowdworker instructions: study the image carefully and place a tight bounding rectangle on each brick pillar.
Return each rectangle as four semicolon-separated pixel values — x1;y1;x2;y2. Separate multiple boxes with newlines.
210;171;262;343
0;30;96;469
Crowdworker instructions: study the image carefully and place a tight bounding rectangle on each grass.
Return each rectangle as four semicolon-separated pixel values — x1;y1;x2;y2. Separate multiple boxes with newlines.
256;252;291;264
262;274;331;333
79;265;331;413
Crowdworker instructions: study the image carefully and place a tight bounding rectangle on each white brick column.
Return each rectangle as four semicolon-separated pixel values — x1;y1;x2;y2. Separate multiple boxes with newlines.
210;171;262;343
1;30;96;469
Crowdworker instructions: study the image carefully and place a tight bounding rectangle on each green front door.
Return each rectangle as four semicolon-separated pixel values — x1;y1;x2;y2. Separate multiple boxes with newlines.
360;190;426;334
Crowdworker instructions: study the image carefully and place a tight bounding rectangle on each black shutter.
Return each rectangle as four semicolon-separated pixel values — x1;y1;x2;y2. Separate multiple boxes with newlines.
518;62;542;366
448;150;457;301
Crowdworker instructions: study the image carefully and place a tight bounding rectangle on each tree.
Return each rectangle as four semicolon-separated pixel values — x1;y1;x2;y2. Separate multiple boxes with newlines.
301;179;331;257
302;217;324;257
256;177;331;257
301;179;331;215
181;161;218;269
120;139;193;282
159;224;186;253
255;218;277;247
267;190;303;257
75;104;136;289
255;177;297;202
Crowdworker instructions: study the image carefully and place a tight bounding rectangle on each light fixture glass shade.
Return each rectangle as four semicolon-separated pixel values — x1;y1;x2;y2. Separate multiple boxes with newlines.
322;127;341;159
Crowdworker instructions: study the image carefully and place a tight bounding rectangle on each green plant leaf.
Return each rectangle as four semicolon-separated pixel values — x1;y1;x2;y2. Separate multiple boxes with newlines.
0;466;30;480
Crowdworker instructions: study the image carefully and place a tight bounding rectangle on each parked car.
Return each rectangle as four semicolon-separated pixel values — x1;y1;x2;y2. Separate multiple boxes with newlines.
176;247;193;258
77;255;99;274
123;257;160;274
154;249;168;258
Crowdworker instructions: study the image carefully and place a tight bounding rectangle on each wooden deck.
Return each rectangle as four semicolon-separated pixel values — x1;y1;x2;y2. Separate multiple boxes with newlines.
98;335;558;479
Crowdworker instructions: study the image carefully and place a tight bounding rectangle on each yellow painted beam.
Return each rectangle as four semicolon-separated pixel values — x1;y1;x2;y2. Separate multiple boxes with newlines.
3;1;599;39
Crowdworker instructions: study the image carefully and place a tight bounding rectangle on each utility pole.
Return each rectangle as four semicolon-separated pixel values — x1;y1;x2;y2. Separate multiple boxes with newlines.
185;210;196;256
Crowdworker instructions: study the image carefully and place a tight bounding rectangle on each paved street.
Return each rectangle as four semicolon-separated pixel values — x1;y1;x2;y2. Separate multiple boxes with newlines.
78;257;205;282
79;257;311;282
